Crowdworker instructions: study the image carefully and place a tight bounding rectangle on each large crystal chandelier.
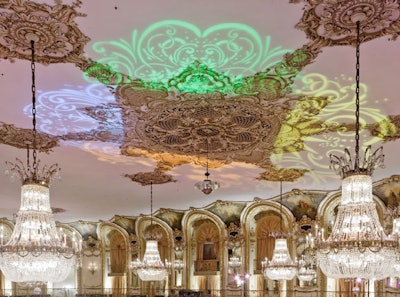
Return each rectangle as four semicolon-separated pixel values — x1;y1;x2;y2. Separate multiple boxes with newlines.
262;181;297;280
391;218;400;275
194;140;220;195
130;182;168;281
316;15;397;281
0;39;78;283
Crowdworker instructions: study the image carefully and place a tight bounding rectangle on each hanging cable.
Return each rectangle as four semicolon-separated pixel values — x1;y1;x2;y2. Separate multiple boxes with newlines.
279;180;283;234
150;181;153;227
30;40;38;178
205;140;210;178
354;20;361;171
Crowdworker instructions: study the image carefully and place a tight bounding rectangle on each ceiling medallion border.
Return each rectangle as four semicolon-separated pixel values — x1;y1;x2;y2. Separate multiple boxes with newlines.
296;0;400;45
124;170;177;186
0;121;58;151
0;0;89;64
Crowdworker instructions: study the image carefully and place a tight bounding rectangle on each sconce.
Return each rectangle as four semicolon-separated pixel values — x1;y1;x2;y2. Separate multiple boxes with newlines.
228;256;242;274
164;259;184;272
174;259;184;272
88;260;98;275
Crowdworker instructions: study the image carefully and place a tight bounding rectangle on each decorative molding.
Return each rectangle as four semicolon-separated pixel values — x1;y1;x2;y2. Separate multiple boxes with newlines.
296;0;400;46
0;121;58;151
0;0;89;64
124;169;176;186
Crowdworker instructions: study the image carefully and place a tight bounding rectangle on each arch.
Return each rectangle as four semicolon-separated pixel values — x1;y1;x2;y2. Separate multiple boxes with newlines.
135;215;174;262
181;209;226;294
99;222;130;297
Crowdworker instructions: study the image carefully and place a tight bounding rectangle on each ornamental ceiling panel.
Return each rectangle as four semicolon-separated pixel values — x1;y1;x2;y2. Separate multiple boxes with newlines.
0;0;400;222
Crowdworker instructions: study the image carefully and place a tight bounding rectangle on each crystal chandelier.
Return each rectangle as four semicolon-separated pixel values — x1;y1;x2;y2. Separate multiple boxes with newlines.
0;39;78;283
173;259;184;272
130;182;168;281
391;218;400;275
262;181;297;280
228;256;242;274
297;255;316;282
194;140;220;195
297;233;316;282
316;14;397;281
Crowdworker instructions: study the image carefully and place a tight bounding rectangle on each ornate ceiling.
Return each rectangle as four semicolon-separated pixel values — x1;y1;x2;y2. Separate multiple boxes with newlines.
0;0;400;222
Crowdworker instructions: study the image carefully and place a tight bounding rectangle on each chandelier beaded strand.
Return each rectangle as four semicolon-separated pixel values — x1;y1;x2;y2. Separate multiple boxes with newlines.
315;14;398;281
0;39;79;283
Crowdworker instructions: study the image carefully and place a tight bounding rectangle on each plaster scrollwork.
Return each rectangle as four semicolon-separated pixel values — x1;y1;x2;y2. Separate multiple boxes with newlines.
82;235;101;257
0;121;58;151
296;0;400;46
129;233;139;256
0;0;90;64
124;169;176;186
173;229;185;260
225;222;244;249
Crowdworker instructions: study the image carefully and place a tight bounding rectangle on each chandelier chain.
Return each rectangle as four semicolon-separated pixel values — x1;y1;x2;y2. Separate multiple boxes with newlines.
30;40;38;174
355;20;361;170
279;180;283;233
150;181;153;227
205;139;210;178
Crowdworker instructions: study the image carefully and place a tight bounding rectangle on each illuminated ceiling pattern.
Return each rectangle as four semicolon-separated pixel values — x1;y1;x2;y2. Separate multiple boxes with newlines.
0;0;400;221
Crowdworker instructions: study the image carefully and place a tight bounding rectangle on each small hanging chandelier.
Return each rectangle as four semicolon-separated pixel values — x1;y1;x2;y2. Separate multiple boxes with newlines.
228;255;242;274
262;181;297;280
316;13;397;281
0;39;78;283
194;140;220;195
130;182;168;281
297;255;316;282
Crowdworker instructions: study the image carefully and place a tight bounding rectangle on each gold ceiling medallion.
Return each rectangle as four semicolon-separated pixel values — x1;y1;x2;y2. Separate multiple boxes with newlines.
0;0;89;64
296;0;400;45
257;167;307;182
0;121;58;151
117;78;292;164
124;169;176;186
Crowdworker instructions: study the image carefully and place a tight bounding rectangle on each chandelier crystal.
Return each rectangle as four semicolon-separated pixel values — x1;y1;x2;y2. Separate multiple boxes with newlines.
130;182;168;281
0;39;78;283
316;15;397;281
262;181;297;280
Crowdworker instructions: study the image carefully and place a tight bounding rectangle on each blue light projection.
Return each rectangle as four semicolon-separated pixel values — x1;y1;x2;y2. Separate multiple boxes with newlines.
23;83;119;137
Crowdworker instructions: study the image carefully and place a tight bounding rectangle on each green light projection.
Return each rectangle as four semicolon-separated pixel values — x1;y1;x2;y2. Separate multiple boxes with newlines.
86;20;292;85
77;19;395;183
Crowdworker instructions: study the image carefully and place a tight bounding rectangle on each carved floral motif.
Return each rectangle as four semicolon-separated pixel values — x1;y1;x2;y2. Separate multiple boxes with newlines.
296;0;400;46
0;0;89;64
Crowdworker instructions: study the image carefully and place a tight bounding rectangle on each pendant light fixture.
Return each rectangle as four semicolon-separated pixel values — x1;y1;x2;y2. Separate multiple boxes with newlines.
130;182;168;281
0;39;78;283
316;14;397;281
262;180;297;280
194;139;220;195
